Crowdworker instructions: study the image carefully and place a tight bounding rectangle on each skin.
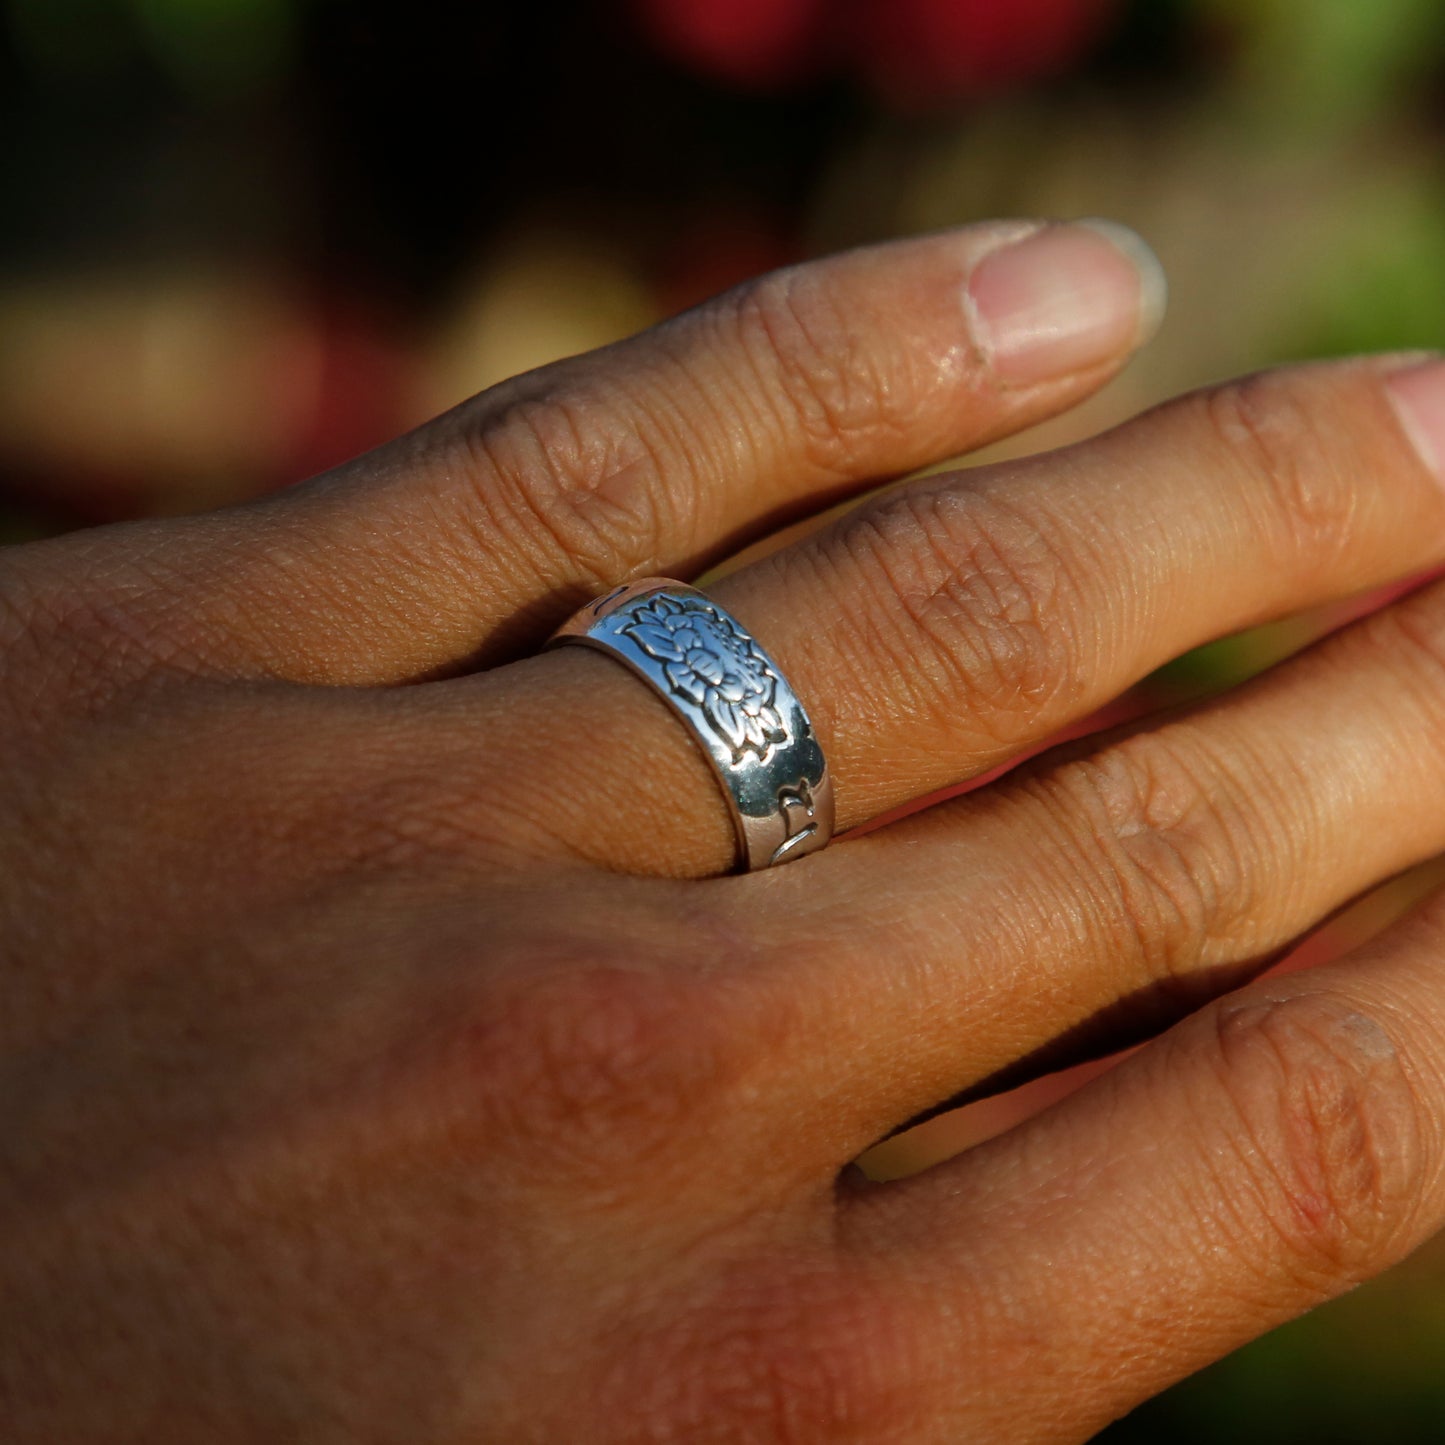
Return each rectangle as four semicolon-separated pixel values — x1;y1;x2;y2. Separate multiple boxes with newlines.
7;220;1445;1442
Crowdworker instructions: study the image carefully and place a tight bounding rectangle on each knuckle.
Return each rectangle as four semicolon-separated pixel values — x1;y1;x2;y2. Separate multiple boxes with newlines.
0;569;53;723
0;536;210;715
730;266;909;473
456;379;680;587
466;960;739;1182
0;563;32;654
1195;371;1359;567
611;1263;923;1443
1367;583;1445;731
1044;728;1265;990
1202;990;1428;1277
323;762;523;876
829;483;1080;737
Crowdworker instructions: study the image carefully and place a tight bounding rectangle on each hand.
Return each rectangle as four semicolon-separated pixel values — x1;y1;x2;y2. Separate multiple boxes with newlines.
7;218;1445;1443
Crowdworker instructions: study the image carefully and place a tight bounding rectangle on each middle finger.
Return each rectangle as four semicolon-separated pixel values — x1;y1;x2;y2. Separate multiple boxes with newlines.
758;563;1445;1156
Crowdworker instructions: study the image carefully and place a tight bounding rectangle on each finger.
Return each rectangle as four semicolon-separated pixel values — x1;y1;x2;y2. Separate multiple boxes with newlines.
443;353;1445;876
17;220;1162;687
748;565;1445;1150
840;888;1445;1443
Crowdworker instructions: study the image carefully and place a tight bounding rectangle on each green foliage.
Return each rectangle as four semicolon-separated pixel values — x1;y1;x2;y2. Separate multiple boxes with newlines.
133;0;295;97
1269;183;1445;362
1103;1254;1445;1442
4;0;297;96
6;0;137;79
1203;0;1445;129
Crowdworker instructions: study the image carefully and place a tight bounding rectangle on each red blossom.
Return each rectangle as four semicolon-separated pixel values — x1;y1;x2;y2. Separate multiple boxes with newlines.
631;0;1120;101
852;0;1119;102
629;0;832;89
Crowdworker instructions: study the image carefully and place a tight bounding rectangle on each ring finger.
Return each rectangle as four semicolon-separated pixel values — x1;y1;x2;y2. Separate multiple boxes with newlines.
445;352;1445;875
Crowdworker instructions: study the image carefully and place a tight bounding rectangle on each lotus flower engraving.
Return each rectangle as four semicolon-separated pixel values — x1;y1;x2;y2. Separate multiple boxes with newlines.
623;594;788;762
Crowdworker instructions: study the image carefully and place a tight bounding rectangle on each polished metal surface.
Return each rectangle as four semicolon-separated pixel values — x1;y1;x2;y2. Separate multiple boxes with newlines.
548;578;834;871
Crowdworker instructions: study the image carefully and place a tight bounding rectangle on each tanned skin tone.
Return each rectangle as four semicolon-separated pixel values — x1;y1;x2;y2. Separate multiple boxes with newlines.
9;220;1445;1442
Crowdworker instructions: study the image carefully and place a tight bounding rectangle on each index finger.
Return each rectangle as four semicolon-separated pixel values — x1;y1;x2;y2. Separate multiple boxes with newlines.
16;221;1162;686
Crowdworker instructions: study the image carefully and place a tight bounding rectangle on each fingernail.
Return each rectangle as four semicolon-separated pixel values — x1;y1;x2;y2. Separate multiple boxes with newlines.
964;219;1167;386
1386;358;1445;483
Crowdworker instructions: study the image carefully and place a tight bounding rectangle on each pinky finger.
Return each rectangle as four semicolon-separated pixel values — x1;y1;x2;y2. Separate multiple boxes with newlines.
847;885;1445;1443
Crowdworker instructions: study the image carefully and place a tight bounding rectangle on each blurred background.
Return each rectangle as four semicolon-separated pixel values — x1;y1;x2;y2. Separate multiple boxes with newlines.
5;0;1445;1436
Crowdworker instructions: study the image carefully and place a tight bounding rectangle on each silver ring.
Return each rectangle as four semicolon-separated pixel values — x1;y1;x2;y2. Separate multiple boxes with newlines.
547;578;834;872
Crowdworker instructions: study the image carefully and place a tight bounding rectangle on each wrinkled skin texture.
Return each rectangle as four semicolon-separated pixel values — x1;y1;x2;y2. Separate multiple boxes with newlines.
8;222;1445;1443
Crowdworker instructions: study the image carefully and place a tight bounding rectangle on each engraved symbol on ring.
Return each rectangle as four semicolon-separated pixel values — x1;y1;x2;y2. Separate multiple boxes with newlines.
622;594;788;763
769;778;821;866
590;583;630;616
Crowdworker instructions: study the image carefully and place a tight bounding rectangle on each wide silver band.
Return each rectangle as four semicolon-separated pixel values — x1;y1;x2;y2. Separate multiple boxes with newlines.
547;578;834;872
